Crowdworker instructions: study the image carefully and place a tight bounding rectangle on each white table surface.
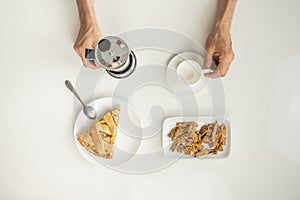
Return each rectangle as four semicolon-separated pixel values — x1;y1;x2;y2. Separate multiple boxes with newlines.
1;0;300;199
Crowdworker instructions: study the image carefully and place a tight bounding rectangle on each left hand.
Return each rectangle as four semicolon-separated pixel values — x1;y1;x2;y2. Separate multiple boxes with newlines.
203;28;235;78
73;22;103;69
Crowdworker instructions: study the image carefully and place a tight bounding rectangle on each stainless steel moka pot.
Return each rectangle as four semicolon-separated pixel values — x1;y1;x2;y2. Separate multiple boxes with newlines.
85;36;137;79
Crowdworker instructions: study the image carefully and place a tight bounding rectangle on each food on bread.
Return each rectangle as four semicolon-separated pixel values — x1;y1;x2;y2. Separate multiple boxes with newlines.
167;121;226;157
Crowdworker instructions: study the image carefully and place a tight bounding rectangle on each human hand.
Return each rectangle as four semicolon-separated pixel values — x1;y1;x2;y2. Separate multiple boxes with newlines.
73;23;102;69
203;28;235;78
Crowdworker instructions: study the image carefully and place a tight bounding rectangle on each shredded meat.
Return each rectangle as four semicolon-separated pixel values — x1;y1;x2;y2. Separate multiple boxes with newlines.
168;121;226;157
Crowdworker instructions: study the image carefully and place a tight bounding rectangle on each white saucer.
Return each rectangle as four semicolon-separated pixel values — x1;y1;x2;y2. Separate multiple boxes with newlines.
167;52;209;94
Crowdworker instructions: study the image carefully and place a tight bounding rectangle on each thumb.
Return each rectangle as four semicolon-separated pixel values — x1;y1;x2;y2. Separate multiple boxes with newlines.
203;48;215;69
92;35;103;48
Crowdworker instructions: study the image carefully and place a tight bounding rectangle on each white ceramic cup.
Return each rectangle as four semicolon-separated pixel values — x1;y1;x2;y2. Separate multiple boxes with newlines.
177;60;201;85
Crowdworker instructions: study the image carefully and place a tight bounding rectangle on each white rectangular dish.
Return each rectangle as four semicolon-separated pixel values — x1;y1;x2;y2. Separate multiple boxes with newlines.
162;116;231;159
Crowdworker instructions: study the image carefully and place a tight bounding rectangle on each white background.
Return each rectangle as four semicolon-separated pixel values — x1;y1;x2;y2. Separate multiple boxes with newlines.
0;0;300;199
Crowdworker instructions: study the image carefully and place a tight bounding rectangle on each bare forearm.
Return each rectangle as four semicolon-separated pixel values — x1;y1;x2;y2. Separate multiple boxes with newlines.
74;0;102;69
214;0;237;32
76;0;98;26
204;0;237;78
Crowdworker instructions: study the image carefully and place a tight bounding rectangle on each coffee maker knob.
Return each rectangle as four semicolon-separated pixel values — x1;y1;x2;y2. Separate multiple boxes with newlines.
98;39;111;52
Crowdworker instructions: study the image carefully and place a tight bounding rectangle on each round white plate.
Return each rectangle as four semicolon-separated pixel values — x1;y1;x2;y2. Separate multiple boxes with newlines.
167;51;209;94
74;97;142;167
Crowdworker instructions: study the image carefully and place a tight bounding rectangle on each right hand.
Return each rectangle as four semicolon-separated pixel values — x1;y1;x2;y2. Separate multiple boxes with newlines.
203;27;235;78
73;23;103;69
